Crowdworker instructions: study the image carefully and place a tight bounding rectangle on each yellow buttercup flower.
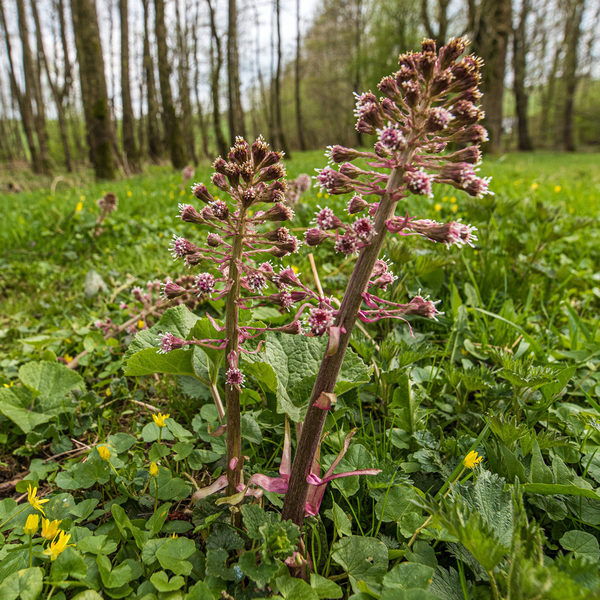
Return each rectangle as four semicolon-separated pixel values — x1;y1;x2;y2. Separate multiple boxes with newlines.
149;462;159;477
554;185;562;193
451;204;458;213
43;530;73;561
463;450;483;469
170;533;178;538
530;182;539;191
97;445;111;461
127;190;133;197
137;320;145;329
75;201;83;213
105;388;112;397
41;518;61;541
153;412;169;428
27;484;49;516
24;513;39;536
434;203;442;212
450;196;457;204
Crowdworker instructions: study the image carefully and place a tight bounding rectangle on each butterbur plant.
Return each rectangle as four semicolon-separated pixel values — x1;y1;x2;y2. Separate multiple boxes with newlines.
158;136;324;495
281;37;489;526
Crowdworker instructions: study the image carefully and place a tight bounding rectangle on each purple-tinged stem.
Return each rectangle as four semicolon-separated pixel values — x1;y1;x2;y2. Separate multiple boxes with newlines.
281;167;405;526
225;208;248;495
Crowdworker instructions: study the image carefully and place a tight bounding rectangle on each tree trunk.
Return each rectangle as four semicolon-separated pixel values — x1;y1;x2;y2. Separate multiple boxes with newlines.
16;0;51;173
512;0;533;150
154;0;187;168
562;0;584;152
294;0;306;151
120;0;140;172
470;0;512;153
175;0;197;165
207;0;228;157
192;3;211;159
421;0;450;46
353;0;363;147
273;0;289;155
0;0;39;171
141;0;162;162
71;0;116;179
31;0;74;171
227;0;246;142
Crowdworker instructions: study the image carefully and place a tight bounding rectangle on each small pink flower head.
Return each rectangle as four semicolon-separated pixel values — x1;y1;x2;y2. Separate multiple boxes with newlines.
211;172;229;191
353;91;380;119
377;124;406;152
182;165;195;181
352;217;376;243
315;167;354;195
278;267;301;287
195;272;216;296
377;75;401;101
347;194;368;214
246;273;267;292
315;207;343;230
451;100;483;124
200;205;213;220
226;367;245;387
251;135;269;166
370;259;397;290
209;200;229;220
426;107;454;131
380;98;403;122
257;163;286;184
206;232;224;247
119;301;128;309
229;136;250;164
326;145;363;164
407;219;477;248
307;307;335;336
258;261;274;275
454;124;488;144
132;286;144;301
169;235;200;259
334;231;359;255
261;202;295;222
464;176;492;198
401;80;421;107
177;203;204;223
157;332;187;354
161;279;187;299
404;169;433;197
98;192;118;213
305;228;329;247
405;295;441;320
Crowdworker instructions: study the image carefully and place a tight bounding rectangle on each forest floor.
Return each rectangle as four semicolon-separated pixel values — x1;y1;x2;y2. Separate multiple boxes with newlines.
0;150;600;599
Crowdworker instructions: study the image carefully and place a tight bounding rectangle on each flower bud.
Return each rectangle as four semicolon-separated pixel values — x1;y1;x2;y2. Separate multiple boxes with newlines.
261;202;295;222
170;235;201;259
327;145;363;163
381;98;403;122
404;295;440;319
315;167;354;195
207;233;224;247
24;513;39;536
212;157;228;174
157;332;187;354
191;182;215;203
395;64;415;84
404;169;433;197
162;279;187;299
229;136;250;164
278;267;301;286
426;107;454;131
305;227;329;246
209;200;229;220
378;75;401;102
257;163;286;184
252;135;269;166
438;37;469;70
264;227;291;242
178;203;204;224
315;207;343;230
195;272;216;295
401;80;421;107
452;100;483;124
430;70;455;96
347;194;368;214
211;172;229;191
277;321;303;335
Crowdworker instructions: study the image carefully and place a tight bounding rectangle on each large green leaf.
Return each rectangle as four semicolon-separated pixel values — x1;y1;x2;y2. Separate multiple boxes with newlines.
155;537;196;575
523;483;600;500
18;360;84;398
0;388;53;434
0;567;43;600
331;536;388;593
560;530;600;562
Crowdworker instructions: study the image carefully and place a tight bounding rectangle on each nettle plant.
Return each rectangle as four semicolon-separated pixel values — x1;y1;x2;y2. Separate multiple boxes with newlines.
281;36;490;525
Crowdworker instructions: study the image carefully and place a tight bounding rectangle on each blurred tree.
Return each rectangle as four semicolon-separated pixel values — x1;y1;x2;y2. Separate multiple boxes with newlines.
421;0;451;45
227;0;246;142
295;0;307;150
120;0;140;172
154;0;187;168
512;0;533;150
70;0;116;179
273;0;289;155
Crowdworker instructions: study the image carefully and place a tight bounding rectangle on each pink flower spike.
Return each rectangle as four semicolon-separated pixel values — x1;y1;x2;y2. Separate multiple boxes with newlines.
157;332;187;354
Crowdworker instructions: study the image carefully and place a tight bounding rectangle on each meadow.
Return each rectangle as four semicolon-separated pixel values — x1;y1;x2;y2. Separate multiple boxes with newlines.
1;150;600;599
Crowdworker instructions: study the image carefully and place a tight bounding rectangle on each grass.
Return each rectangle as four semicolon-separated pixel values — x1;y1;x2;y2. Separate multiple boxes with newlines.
1;150;600;598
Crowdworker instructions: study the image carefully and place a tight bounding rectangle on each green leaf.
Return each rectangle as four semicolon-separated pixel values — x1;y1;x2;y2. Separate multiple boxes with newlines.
18;360;84;398
560;530;600;562
71;592;104;600
155;537;196;575
331;536;388;592
0;567;43;600
310;573;343;599
124;347;196;377
382;563;434;590
375;485;420;524
238;551;279;588
155;469;192;500
242;504;271;540
106;433;137;454
523;483;600;500
70;498;100;521
146;503;172;536
0;388;53;434
150;570;185;592
50;547;87;581
76;534;118;556
186;580;217;600
325;500;352;537
275;575;319;600
529;441;553;484
96;554;134;588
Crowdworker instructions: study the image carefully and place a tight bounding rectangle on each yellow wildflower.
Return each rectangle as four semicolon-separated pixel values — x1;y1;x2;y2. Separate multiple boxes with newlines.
105;388;112;397
127;190;132;197
170;533;178;538
554;185;562;193
27;484;49;516
317;192;323;199
43;530;73;561
64;354;73;363
149;462;159;477
97;445;111;461
153;412;169;428
79;194;85;201
292;265;299;274
75;201;83;213
450;196;456;204
434;203;442;212
463;450;483;469
24;513;39;536
3;381;14;388
137;320;145;329
530;182;539;191
41;518;61;541
451;204;458;213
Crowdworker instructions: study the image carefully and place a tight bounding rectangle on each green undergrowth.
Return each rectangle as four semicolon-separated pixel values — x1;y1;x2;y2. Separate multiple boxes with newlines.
0;151;600;599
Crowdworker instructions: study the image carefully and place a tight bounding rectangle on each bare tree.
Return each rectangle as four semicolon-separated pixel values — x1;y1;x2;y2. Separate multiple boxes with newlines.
207;0;228;156
352;0;364;146
421;0;451;45
154;0;187;168
273;0;289;155
71;0;116;179
294;0;306;150
512;0;533;150
191;2;211;159
469;0;512;153
16;0;51;172
120;0;140;172
141;0;162;162
227;0;246;142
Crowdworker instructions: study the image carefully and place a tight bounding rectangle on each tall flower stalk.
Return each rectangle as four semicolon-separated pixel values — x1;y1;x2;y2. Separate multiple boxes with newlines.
282;37;489;526
160;136;320;495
